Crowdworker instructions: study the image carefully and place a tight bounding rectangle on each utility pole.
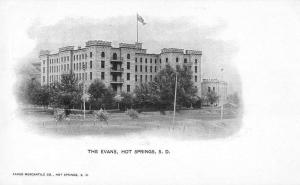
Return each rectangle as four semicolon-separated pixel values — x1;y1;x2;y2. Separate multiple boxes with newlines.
220;68;224;120
83;64;86;120
173;72;178;126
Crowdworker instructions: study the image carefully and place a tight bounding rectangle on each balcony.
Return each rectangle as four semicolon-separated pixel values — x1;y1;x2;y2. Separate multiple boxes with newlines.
110;57;123;62
110;79;124;84
183;62;193;66
110;68;124;73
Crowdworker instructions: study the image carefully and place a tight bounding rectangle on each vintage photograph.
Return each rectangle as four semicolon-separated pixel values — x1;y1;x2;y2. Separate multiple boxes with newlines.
15;14;242;138
2;0;300;185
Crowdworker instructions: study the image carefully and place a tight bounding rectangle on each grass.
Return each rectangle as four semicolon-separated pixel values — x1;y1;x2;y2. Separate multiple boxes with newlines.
19;107;242;139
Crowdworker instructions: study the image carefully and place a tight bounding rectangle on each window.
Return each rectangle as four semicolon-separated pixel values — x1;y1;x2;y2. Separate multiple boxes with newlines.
76;63;78;71
140;75;142;82
90;52;93;58
82;54;84;59
43;67;45;73
208;87;211;92
140;58;142;63
127;54;130;59
145;75;148;82
176;57;179;62
43;60;45;65
127;85;130;92
195;59;198;64
67;56;69;61
127;62;130;70
195;66;197;73
140;65;142;72
195;75;197;82
101;72;105;80
145;66;147;72
213;87;215;91
184;58;187;63
150;58;152;63
150;75;152;81
85;54;87;59
155;59;157;64
145;58;147;63
43;76;45;82
73;63;75;70
64;64;66;71
76;55;78;61
160;59;161;63
135;75;137;82
135;58;137;63
79;55;81;60
101;61;105;68
67;64;69;70
135;65;137;72
90;72;93;80
79;63;81;70
90;61;93;69
113;53;117;60
127;73;130;80
101;52;105;58
166;58;168;63
150;66;152;73
79;73;81;80
155;66;157;72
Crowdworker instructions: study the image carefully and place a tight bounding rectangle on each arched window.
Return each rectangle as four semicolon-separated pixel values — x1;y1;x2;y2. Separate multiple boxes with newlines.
101;52;105;58
166;58;168;63
127;54;130;59
113;53;117;60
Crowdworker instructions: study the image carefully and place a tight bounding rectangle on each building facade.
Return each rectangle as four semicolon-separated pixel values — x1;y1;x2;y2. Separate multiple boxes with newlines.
40;40;202;96
201;79;228;106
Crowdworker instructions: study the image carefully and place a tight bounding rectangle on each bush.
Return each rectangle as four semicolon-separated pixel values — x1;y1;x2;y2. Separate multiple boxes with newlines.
95;109;109;124
54;109;65;122
126;109;139;119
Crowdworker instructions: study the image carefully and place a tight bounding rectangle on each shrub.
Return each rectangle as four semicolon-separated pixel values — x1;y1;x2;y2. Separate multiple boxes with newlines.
126;109;139;119
95;109;109;124
54;109;65;122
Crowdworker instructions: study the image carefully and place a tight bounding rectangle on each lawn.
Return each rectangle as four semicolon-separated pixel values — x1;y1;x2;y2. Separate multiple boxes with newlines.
19;106;242;139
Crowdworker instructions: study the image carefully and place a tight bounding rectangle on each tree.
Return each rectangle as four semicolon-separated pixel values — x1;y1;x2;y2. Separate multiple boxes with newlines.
134;82;160;109
120;92;135;110
35;85;51;108
227;92;240;105
88;79;115;109
16;78;50;107
206;90;219;105
134;65;198;109
50;73;82;115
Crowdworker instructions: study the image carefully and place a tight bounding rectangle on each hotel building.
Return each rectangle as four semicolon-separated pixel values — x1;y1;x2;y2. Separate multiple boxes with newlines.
40;40;202;96
201;78;228;106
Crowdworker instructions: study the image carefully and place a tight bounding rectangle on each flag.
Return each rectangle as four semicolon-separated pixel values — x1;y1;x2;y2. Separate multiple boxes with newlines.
137;14;146;25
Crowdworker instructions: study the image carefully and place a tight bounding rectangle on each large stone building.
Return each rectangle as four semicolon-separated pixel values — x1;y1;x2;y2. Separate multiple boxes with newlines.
40;40;202;96
201;79;227;106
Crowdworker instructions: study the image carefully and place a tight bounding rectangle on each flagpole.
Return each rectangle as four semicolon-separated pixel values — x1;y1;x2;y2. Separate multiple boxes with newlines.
136;14;139;43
